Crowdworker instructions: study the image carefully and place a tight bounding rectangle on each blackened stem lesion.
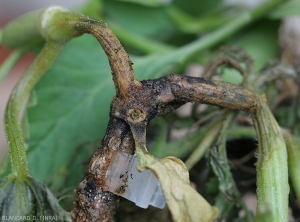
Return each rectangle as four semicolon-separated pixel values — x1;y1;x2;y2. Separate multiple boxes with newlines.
71;118;134;222
71;15;260;222
168;75;258;114
74;18;142;98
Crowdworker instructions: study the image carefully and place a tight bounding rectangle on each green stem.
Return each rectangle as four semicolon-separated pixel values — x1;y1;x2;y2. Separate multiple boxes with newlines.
185;109;232;170
217;111;236;158
283;130;300;204
253;96;289;221
227;126;257;139
4;42;64;178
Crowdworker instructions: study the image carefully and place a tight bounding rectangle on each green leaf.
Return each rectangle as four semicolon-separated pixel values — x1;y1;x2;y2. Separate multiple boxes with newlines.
114;0;172;7
268;0;300;19
172;0;223;16
149;119;207;159
221;69;243;85
49;139;101;210
103;0;176;40
166;5;240;34
26;35;114;181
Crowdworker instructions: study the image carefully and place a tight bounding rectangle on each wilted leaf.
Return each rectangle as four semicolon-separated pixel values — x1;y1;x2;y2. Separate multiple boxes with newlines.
209;146;238;201
137;153;218;222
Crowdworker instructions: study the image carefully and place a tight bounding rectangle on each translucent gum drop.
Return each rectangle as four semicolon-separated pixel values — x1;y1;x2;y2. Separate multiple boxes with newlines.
104;151;166;209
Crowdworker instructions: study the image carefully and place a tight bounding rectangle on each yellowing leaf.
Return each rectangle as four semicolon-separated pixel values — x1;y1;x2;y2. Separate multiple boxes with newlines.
137;153;218;222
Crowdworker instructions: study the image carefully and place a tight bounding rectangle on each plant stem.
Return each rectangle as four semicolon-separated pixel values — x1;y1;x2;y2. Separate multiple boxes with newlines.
4;42;64;178
185;109;231;170
227;126;257;139
70;17;143;97
283;130;300;203
253;95;289;221
87;21;142;97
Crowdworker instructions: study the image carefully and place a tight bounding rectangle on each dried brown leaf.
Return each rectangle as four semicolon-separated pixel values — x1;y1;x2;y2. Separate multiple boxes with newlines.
137;153;218;222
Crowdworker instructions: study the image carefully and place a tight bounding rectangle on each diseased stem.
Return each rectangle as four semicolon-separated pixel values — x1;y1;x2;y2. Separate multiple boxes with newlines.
72;19;142;98
169;75;257;113
1;3;290;220
4;42;64;178
89;24;140;97
72;118;134;222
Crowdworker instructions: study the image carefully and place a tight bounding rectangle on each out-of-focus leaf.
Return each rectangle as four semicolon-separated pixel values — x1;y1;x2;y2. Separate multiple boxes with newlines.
214;192;238;219
221;68;243;85
167;5;239;34
132;53;181;79
78;0;104;19
268;0;300;19
103;0;176;40
137;153;218;222
49;139;101;210
149;118;207;158
172;0;223;16
229;20;280;71
115;0;172;7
